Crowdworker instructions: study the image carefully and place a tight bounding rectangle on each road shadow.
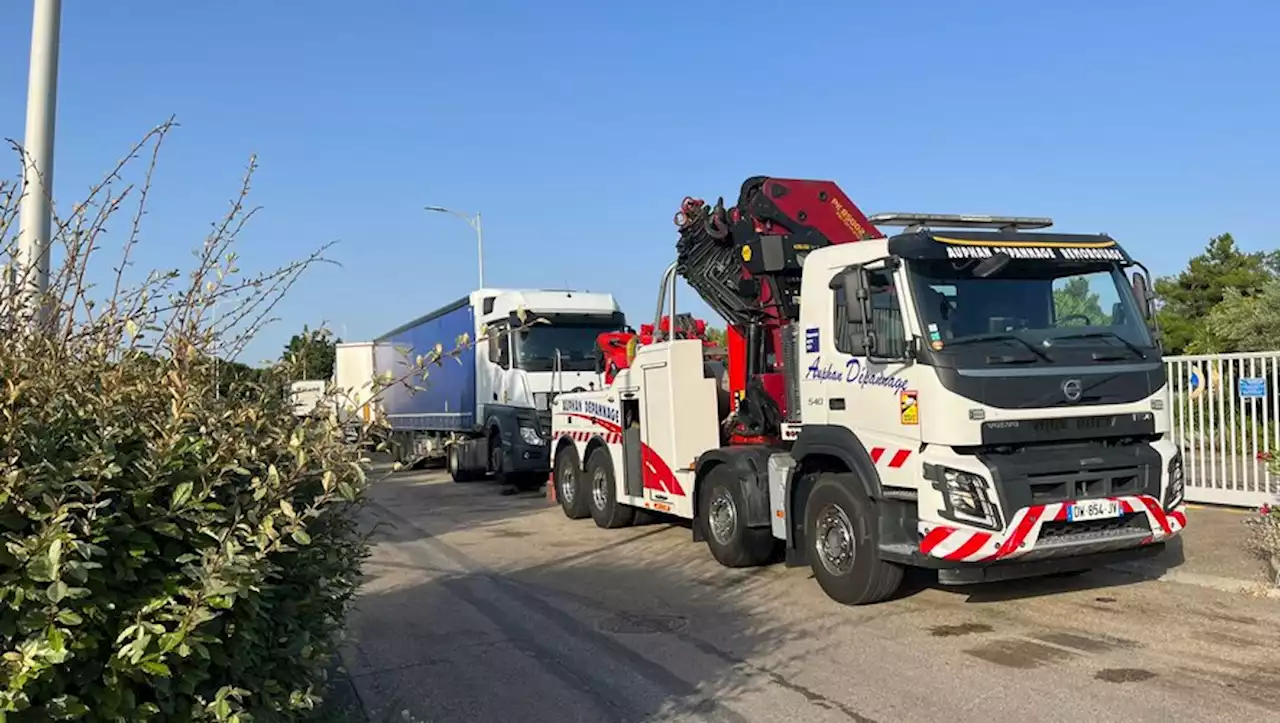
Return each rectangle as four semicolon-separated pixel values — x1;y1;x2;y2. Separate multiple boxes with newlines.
338;520;825;723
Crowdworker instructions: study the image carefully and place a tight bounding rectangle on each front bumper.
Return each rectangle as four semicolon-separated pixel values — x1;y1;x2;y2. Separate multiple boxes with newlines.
506;432;551;472
918;495;1186;566
501;409;553;473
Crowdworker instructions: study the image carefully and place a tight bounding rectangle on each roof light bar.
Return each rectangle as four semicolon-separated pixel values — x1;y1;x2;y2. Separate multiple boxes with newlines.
869;212;1054;233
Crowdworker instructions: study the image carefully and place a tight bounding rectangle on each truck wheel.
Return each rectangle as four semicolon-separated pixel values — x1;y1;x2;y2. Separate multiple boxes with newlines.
448;443;473;483
803;473;903;605
555;447;590;519
488;432;507;484
584;446;634;529
699;465;776;568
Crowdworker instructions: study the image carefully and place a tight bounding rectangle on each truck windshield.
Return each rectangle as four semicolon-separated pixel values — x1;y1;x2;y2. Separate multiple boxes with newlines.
514;319;623;372
907;259;1155;361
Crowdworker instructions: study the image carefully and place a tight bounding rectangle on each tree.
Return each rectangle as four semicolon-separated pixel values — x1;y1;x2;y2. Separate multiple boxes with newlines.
1053;277;1106;325
282;325;339;380
1153;233;1276;354
1188;280;1280;354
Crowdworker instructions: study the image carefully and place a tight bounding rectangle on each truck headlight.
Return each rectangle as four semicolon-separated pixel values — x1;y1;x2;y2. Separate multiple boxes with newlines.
927;464;1001;531
520;426;545;446
1165;451;1184;509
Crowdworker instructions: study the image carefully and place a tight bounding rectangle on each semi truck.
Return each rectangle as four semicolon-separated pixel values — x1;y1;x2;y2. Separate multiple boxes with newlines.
549;177;1186;605
362;288;625;488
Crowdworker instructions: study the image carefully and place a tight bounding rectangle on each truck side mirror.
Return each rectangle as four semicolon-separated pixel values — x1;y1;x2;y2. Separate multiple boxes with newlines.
1131;271;1152;320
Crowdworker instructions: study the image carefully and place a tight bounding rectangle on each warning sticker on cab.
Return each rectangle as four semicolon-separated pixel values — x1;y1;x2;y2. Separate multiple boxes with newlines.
900;390;919;425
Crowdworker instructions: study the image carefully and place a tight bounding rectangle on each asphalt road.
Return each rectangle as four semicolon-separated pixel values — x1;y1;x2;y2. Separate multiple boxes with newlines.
340;465;1280;723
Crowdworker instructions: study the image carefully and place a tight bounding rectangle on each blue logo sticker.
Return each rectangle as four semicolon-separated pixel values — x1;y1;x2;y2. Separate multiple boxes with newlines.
804;327;820;353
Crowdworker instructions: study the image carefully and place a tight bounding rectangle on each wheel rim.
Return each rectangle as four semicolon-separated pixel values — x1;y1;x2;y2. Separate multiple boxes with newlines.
559;461;577;505
448;447;457;475
707;488;737;545
813;503;857;576
592;467;609;510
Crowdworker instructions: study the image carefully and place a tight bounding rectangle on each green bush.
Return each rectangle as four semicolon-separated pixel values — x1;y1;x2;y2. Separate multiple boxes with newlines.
0;123;373;721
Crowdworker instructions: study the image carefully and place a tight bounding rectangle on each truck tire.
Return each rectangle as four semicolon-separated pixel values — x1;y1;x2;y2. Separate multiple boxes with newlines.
803;473;903;605
699;464;776;568
488;431;506;484
555;447;590;519
584;446;635;529
448;443;474;483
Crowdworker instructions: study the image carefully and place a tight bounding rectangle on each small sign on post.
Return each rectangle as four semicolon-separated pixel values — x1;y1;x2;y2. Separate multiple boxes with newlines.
1239;377;1267;399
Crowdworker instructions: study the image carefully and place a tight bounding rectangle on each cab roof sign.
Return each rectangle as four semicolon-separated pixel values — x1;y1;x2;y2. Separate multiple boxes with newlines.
886;229;1133;264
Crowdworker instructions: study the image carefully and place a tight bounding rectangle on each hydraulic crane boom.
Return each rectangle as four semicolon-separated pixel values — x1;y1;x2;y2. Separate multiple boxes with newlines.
673;176;883;443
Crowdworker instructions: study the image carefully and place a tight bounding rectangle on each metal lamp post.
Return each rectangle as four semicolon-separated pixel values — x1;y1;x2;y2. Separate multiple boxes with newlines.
424;205;484;288
14;0;62;325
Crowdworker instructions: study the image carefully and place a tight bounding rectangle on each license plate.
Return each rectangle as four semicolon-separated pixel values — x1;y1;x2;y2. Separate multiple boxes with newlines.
1067;499;1122;522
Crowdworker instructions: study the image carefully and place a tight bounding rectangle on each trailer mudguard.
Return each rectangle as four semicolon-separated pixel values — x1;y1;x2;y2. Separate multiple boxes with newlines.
789;425;884;501
694;445;775;530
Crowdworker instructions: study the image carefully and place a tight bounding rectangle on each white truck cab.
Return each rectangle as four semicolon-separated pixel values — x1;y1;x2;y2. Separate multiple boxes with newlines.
791;221;1184;585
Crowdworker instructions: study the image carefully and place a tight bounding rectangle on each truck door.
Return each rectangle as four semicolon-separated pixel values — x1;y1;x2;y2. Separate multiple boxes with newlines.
807;263;923;490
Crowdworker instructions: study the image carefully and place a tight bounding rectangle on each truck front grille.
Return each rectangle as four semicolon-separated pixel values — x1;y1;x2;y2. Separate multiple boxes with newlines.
1038;512;1150;544
1026;467;1145;505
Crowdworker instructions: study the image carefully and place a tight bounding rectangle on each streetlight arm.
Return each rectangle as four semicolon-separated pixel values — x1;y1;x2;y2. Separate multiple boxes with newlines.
424;205;477;227
424;205;485;287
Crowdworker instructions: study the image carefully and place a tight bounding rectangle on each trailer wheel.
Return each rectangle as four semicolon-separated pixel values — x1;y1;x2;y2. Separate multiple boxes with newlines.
803;473;903;605
555;447;590;519
585;446;635;529
699;465;776;568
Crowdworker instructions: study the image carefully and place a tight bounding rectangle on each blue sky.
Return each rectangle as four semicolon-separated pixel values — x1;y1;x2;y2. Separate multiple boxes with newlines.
1;1;1275;365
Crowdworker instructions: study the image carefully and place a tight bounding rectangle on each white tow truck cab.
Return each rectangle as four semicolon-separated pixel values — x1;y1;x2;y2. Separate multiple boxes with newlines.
550;210;1185;605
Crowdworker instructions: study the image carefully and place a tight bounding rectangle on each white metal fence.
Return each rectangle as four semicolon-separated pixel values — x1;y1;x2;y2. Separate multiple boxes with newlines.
1166;352;1280;508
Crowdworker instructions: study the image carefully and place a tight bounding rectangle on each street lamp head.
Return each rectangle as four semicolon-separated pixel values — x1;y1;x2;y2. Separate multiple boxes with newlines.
423;205;449;213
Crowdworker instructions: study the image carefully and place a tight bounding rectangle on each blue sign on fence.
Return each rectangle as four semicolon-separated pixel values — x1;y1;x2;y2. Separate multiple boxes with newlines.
1239;377;1267;399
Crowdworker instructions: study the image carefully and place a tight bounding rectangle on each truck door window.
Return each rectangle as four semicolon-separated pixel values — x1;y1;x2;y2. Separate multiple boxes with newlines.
833;270;907;357
488;321;511;369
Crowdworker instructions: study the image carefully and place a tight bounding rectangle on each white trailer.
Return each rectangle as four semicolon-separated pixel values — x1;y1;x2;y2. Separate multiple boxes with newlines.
288;379;328;417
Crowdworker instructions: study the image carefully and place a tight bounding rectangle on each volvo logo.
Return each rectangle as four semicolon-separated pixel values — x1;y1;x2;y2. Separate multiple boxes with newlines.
1062;378;1083;402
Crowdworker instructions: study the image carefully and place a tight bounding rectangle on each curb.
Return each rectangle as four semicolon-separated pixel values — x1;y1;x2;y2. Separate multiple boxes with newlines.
1108;560;1280;599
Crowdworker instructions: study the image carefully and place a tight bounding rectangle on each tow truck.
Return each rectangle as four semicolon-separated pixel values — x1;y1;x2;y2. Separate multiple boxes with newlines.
549;177;1186;605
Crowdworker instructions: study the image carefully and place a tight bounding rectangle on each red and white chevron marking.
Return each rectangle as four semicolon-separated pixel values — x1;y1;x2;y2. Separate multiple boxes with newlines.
919;495;1187;563
870;447;912;468
559;430;622;444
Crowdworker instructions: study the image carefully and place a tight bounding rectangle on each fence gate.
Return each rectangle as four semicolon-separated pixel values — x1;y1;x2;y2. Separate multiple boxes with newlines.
1166;352;1280;508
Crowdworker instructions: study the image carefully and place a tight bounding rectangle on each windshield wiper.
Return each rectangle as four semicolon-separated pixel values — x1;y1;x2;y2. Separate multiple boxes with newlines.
1052;331;1148;360
943;333;1052;362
